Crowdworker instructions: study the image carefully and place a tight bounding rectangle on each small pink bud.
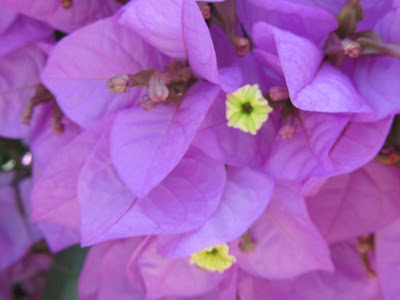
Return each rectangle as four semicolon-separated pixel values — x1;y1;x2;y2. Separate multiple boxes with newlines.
61;0;72;9
342;39;361;58
279;124;295;139
22;152;33;166
200;4;211;20
269;86;289;101
234;37;250;57
107;74;131;94
148;73;169;103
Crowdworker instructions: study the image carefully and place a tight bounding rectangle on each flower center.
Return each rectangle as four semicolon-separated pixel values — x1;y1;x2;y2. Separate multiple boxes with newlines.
226;84;272;135
241;103;253;114
190;244;236;273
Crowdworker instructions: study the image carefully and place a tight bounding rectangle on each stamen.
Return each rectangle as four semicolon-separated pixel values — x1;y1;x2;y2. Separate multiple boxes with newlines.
357;234;376;279
21;84;54;124
239;230;257;253
20;84;65;135
51;102;65;135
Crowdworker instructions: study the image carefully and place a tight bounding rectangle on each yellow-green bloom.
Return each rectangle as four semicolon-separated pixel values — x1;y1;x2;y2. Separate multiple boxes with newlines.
190;244;236;273
226;84;272;135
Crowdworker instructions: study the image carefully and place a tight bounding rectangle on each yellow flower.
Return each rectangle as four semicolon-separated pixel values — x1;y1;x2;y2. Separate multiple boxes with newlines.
190;244;236;273
226;84;272;135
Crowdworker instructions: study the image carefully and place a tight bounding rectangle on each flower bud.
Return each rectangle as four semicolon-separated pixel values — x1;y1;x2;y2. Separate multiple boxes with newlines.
269;86;289;101
107;74;131;94
342;39;361;58
233;37;250;57
148;73;169;103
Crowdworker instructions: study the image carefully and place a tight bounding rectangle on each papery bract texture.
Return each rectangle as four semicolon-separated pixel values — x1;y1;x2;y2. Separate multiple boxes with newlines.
307;161;400;243
110;82;220;198
0;186;30;270
128;237;230;299
265;112;392;181
193;92;278;168
241;0;337;45
120;0;219;84
231;181;333;278
79;238;145;300
41;17;168;128
157;167;274;257
237;240;383;300
376;218;400;300
0;0;122;32
30;117;111;251
79;142;226;245
0;45;46;139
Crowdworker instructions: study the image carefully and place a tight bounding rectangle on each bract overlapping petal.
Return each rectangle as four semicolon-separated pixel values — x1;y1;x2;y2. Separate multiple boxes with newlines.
30;117;110;251
238;240;383;300
0;0;122;33
0;186;30;270
157;167;274;257
120;0;219;84
266;112;392;181
79;143;226;245
0;45;46;138
42;17;168;127
231;182;333;278
376;218;400;300
79;238;145;300
110;82;220;198
193;92;278;167
128;237;227;299
307;161;400;243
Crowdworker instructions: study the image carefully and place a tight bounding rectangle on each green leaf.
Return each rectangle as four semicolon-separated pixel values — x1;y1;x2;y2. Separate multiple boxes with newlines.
41;245;89;300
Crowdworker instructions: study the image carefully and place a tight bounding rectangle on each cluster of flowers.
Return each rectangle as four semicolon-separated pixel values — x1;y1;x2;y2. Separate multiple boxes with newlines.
1;0;400;298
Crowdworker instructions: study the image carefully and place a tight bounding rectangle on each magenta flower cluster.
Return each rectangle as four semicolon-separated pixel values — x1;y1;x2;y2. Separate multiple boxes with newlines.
1;0;400;299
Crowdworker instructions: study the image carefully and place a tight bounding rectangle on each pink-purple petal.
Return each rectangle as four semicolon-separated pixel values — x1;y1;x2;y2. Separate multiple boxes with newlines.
157;167;274;257
42;17;168;127
307;161;400;243
79;147;225;245
231;182;333;278
110;82;220;198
